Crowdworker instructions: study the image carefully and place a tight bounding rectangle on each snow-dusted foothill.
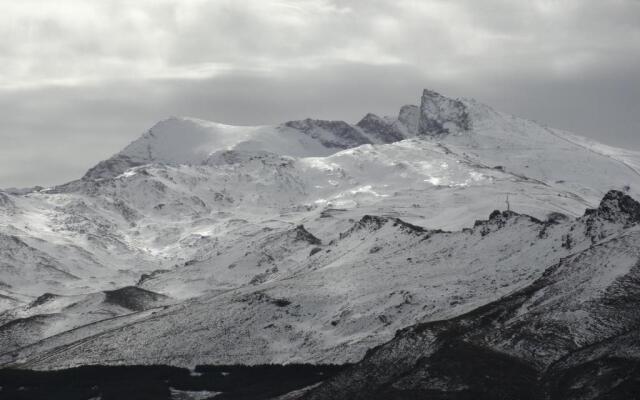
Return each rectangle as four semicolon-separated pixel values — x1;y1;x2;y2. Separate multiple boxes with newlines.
303;191;640;400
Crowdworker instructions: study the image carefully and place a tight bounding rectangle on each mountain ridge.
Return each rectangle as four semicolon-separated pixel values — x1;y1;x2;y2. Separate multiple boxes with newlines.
77;89;474;182
2;89;640;385
302;208;640;399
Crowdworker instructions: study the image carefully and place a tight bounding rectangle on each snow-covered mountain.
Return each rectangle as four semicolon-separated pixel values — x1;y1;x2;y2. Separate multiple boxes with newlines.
1;89;640;375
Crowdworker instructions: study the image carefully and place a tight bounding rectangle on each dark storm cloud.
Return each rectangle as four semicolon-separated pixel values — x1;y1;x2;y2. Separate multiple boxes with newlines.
1;0;639;187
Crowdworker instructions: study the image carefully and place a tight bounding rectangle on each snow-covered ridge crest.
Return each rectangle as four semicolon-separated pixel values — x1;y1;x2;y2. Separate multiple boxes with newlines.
82;117;288;180
78;89;478;181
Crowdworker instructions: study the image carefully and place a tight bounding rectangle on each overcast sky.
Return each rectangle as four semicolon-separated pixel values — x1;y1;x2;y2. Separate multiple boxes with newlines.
2;0;639;188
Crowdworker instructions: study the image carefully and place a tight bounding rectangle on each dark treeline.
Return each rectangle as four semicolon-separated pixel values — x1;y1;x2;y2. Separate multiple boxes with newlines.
0;363;349;400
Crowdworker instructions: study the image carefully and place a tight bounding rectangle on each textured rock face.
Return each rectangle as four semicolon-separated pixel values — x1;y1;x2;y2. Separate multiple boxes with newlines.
397;104;420;135
418;89;471;136
356;113;405;143
284;118;372;149
585;189;640;224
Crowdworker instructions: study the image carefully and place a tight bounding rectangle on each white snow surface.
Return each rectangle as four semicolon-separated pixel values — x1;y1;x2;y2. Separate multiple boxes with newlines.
118;117;342;164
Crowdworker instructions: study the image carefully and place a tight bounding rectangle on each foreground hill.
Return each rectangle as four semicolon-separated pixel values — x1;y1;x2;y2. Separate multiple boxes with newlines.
302;191;640;400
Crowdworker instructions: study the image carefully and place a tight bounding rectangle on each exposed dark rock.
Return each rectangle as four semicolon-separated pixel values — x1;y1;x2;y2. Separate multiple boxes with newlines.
561;234;574;249
369;246;382;254
391;219;428;234
272;298;292;307
356;113;405;143
239;292;292;309
584;189;640;225
397;105;420;135
418;89;471;136
249;267;278;285
546;212;569;224
340;215;428;239
28;293;59;308
341;215;387;237
473;210;542;236
103;286;169;312
293;225;322;246
538;212;569;238
112;199;141;224
284;119;372;149
579;190;640;243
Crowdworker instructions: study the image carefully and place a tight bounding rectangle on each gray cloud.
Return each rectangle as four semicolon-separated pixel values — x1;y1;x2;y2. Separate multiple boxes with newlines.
1;0;639;187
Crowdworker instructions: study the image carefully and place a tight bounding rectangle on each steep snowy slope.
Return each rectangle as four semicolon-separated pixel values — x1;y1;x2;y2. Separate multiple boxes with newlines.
439;100;640;208
2;89;640;371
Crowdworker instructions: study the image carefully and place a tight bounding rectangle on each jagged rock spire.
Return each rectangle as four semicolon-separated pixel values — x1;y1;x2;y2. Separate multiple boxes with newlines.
585;189;640;224
418;89;471;136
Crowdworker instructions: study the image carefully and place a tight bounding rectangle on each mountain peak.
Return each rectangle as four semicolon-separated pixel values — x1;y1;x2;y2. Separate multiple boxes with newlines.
586;189;640;224
83;117;243;180
355;89;475;141
83;117;354;180
418;89;471;136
